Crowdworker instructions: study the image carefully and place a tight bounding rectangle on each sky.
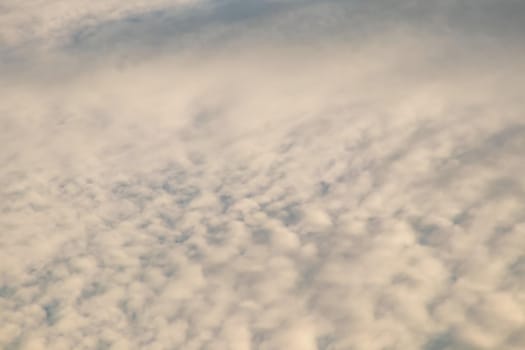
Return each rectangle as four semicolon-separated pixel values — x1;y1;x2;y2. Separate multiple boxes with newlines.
1;1;525;349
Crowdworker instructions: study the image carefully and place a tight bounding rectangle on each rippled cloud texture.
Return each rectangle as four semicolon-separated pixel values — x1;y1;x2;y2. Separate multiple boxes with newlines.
1;1;525;349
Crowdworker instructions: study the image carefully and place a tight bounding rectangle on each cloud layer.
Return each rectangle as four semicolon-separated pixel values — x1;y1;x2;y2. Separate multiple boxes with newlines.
1;1;525;349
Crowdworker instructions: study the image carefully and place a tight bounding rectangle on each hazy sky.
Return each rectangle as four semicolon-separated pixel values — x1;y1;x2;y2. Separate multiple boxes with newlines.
1;1;525;349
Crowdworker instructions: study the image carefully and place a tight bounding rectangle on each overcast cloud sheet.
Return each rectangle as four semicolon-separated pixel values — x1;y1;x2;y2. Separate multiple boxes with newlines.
1;1;525;349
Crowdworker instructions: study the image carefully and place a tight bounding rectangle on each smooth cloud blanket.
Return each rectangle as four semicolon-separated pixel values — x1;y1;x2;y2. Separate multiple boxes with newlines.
1;1;525;349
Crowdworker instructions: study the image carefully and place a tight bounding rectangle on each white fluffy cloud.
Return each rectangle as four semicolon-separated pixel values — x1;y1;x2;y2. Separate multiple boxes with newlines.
1;1;525;349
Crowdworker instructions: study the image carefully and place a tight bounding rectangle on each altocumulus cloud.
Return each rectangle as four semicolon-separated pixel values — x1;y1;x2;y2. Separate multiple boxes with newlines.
1;1;525;349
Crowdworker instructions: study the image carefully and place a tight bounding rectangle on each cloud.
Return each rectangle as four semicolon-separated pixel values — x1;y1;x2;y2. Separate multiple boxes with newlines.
1;1;525;349
0;0;202;48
